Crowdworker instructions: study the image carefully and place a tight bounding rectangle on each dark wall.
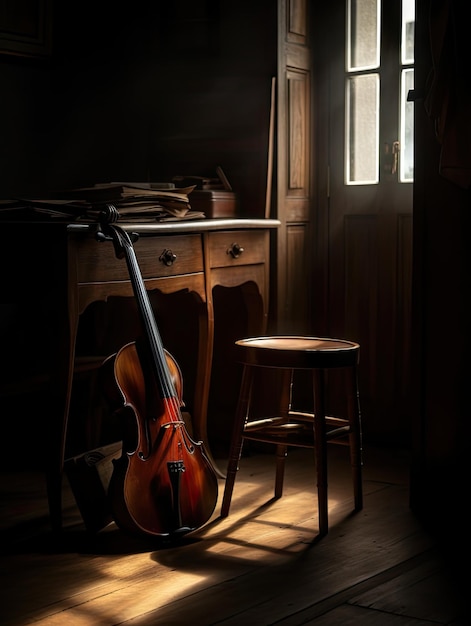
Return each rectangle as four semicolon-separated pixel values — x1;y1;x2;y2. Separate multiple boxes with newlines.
410;0;470;535
0;0;277;467
0;0;277;215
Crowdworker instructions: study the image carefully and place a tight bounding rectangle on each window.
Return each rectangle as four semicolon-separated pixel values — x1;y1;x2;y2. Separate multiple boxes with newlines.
345;0;415;185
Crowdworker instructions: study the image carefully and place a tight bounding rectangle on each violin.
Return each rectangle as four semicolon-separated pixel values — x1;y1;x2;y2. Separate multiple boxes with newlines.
98;209;218;538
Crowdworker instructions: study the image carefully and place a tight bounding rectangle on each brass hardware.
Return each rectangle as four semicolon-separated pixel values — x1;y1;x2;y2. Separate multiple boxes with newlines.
227;242;244;259
383;141;400;175
159;249;177;266
391;141;400;175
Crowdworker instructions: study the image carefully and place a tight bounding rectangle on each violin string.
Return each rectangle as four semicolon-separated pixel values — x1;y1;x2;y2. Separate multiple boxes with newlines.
125;235;178;404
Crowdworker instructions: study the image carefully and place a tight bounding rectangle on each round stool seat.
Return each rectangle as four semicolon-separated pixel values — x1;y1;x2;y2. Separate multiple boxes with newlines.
235;336;360;369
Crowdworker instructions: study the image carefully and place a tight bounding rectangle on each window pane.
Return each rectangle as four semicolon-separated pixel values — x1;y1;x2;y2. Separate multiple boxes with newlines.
401;0;415;64
346;74;379;184
347;0;380;71
400;69;414;182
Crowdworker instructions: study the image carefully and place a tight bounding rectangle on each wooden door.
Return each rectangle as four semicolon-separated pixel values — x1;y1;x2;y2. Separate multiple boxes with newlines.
313;0;413;442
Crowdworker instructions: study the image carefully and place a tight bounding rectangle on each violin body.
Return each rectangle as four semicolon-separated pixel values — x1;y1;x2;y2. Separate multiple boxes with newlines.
105;341;218;537
98;218;218;538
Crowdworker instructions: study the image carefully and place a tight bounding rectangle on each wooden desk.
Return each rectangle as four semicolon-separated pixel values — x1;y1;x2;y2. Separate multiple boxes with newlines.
3;218;278;532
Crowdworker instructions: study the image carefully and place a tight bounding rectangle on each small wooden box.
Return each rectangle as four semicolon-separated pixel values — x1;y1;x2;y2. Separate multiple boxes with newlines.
64;441;122;532
189;190;238;218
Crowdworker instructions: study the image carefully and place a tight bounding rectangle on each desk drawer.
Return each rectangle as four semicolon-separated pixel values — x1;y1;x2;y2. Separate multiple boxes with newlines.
207;230;268;268
74;234;204;283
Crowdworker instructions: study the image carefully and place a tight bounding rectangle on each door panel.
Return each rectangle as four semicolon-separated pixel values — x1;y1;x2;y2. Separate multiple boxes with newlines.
275;0;312;334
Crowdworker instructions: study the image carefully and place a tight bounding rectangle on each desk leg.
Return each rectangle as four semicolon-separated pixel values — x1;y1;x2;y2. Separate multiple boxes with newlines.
192;296;224;478
206;280;268;462
44;253;79;534
46;324;76;533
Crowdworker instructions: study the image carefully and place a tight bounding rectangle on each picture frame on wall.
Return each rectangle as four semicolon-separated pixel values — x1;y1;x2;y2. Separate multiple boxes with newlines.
0;0;52;59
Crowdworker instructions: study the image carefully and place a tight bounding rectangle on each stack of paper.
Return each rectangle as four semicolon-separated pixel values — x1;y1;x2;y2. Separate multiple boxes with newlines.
2;182;207;222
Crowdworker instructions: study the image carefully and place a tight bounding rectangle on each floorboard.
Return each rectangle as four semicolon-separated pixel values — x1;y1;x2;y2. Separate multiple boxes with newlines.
0;444;467;625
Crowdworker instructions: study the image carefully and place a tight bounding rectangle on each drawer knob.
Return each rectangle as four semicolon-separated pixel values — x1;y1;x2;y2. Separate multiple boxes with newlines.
159;249;177;266
227;242;244;259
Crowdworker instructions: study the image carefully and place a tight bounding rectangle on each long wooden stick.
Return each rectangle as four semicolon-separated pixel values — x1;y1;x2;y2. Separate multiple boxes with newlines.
265;76;276;219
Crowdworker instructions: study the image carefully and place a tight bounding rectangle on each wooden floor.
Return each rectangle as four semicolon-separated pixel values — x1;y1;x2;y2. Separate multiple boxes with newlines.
0;443;467;625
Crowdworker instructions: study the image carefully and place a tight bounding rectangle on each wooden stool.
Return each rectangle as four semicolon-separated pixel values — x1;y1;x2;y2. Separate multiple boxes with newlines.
221;336;363;537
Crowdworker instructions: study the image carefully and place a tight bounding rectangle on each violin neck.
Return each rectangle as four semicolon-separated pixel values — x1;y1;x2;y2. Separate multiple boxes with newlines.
122;235;176;400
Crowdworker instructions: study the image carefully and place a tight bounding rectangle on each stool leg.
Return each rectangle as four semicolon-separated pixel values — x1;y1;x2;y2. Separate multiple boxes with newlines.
347;363;363;511
313;369;328;536
274;444;288;498
273;369;292;498
221;365;253;517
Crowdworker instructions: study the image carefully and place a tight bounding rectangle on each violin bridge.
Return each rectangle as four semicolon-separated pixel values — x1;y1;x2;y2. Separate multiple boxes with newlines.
161;420;185;430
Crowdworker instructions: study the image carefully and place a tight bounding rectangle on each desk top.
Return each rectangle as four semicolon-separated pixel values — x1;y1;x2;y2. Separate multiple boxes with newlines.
67;218;281;236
